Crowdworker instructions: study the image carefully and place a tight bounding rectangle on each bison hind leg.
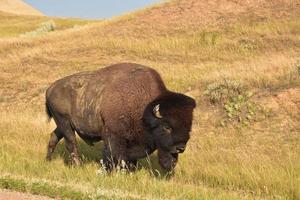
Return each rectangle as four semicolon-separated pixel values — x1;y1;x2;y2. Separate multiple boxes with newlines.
64;129;82;166
49;114;82;166
46;128;63;161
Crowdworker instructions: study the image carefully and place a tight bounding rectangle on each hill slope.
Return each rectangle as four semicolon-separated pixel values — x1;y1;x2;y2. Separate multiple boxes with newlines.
0;0;43;16
97;0;300;37
0;0;299;105
0;11;95;38
0;0;299;199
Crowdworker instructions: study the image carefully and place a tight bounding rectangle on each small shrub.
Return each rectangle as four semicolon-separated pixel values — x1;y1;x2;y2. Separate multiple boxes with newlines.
280;60;300;87
204;79;246;104
204;79;259;126
192;31;221;47
238;39;259;54
296;60;300;75
21;20;56;37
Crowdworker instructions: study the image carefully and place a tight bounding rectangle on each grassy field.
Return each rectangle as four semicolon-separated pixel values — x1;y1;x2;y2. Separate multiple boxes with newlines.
0;0;299;199
0;11;98;38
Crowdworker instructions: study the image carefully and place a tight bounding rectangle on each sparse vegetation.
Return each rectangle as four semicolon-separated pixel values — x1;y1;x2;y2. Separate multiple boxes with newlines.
0;0;299;199
0;11;97;38
204;80;246;105
21;20;56;37
204;80;261;126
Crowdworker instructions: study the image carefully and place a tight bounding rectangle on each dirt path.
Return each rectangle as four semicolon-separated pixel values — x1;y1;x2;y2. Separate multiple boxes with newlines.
0;190;53;200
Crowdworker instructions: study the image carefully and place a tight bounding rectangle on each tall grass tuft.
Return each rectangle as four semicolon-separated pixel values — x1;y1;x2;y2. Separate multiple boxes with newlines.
20;20;56;37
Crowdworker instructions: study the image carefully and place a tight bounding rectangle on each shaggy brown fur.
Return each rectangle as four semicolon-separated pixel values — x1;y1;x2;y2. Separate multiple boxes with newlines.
45;63;196;171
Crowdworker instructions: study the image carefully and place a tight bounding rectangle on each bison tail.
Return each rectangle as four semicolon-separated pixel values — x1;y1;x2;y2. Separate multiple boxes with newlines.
45;102;52;122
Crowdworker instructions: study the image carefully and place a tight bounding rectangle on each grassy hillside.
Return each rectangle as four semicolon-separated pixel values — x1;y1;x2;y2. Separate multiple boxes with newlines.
0;0;299;199
0;11;97;38
0;0;43;16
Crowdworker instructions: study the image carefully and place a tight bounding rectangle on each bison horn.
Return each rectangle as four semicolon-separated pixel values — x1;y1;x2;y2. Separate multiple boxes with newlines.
153;104;163;118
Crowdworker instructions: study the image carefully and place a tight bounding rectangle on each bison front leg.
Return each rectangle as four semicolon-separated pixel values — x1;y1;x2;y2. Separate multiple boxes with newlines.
102;135;127;172
127;160;138;171
102;147;114;171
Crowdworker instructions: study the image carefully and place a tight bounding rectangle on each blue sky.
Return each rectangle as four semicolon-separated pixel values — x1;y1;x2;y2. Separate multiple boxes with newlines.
24;0;162;19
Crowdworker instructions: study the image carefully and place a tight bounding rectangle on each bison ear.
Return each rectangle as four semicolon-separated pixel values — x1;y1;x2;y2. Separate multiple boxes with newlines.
153;104;163;118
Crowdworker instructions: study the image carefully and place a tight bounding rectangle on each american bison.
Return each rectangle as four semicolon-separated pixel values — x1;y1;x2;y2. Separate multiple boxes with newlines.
45;63;196;171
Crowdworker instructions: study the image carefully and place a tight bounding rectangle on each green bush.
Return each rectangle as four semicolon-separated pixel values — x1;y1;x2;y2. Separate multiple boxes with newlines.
204;79;259;126
21;20;56;37
204;79;247;104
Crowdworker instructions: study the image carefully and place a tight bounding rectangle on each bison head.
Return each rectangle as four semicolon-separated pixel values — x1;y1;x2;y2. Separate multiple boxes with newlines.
143;92;196;171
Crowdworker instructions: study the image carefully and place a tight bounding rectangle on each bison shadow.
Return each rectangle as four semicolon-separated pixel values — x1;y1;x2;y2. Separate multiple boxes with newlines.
53;139;172;178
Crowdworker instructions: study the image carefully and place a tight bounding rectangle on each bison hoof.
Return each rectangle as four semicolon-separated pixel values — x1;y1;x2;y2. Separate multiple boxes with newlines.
128;160;138;171
46;155;52;161
70;153;82;166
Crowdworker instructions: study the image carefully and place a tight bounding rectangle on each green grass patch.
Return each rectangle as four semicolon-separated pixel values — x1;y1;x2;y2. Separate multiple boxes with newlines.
0;176;91;199
0;108;298;200
0;3;299;199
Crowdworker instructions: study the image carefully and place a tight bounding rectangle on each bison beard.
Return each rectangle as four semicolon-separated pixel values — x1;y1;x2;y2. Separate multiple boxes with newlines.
45;63;196;172
158;149;178;171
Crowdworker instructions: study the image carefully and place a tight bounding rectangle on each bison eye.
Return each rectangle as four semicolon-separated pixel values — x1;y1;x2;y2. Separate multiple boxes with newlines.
163;126;172;134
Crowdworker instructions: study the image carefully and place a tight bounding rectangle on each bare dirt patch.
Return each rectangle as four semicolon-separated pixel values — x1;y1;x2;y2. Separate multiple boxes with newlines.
0;190;53;200
261;87;300;119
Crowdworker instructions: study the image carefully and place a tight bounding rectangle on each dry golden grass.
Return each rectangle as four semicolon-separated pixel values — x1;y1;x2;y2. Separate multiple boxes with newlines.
95;0;300;38
0;0;299;199
0;11;97;38
0;0;43;16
